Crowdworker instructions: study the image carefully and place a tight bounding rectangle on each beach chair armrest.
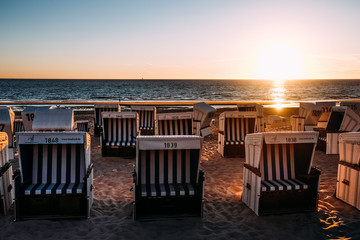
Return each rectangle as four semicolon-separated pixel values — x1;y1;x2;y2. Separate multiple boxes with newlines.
244;163;261;177
85;163;94;179
0;161;11;177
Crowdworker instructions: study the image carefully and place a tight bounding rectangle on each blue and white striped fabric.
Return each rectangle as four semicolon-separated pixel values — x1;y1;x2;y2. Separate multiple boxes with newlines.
158;119;192;135
137;149;199;197
260;143;308;192
136;110;155;130
103;117;137;146
22;144;86;195
224;117;256;145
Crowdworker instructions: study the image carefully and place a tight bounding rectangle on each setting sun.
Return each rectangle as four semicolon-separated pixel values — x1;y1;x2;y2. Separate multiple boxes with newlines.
256;43;304;80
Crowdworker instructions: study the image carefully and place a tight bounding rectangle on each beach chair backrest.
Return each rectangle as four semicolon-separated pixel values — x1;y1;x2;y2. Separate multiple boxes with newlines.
136;136;202;196
32;108;74;131
156;112;193;135
130;105;156;130
94;103;121;128
102;112;138;146
21;106;52;131
0;107;15;148
17;132;90;195
299;103;322;125
326;106;360;132
237;103;264;117
339;132;360;165
219;111;257;143
76;120;89;132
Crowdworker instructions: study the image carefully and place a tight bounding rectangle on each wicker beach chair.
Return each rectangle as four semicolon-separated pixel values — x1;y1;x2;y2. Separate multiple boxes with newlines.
0;132;14;216
237;103;265;132
133;135;204;220
218;111;257;157
130;105;156;135
32;108;74;131
336;132;360;210
242;131;321;215
155;112;193;136
21;106;52;131
290;103;322;131
315;106;360;154
0;107;15;159
193;102;216;137
340;101;360;117
94;103;121;136
75;120;90;132
101;111;139;157
315;101;336;129
14;131;93;220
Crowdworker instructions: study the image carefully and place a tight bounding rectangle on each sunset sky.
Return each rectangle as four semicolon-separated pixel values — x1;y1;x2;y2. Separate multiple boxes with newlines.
1;0;359;80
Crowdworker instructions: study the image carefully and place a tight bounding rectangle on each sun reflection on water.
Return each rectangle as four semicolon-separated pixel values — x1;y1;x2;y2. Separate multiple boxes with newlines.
271;80;286;109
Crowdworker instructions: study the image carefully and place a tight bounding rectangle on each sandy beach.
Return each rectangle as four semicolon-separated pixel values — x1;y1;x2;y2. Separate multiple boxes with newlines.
1;107;360;240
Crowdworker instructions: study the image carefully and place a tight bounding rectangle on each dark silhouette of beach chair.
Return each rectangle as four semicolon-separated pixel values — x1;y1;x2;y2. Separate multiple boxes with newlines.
237;103;265;132
0;132;14;216
336;132;360;209
242;131;321;215
0;107;15;159
156;112;193;135
94;103;121;136
130;105;156;135
14;131;93;220
133;135;204;220
75;120;90;132
315;106;360;154
193;102;216;136
218;111;257;157
101;111;139;157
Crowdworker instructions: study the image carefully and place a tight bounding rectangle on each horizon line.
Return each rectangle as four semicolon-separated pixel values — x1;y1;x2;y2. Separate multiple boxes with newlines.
1;78;360;81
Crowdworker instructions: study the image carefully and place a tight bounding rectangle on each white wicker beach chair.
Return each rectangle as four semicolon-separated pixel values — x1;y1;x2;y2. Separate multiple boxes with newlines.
242;131;320;215
133;135;204;219
0;132;14;216
336;132;360;210
193;102;216;137
14;131;93;220
218;111;257;157
130;105;156;135
94;103;121;136
237;103;265;132
315;106;360;154
340;101;360;117
75;120;90;132
0;107;15;159
297;102;322;131
21;106;52;131
316;101;336;129
32;108;74;131
156;112;193;136
101;112;139;157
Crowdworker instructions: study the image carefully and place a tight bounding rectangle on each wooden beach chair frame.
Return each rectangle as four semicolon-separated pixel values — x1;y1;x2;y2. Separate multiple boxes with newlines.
14;132;93;220
94;103;121;136
218;111;257;157
130;105;156;135
155;112;194;136
133;136;204;220
242;131;321;216
315;106;360;154
0;132;14;216
336;132;360;210
101;111;139;157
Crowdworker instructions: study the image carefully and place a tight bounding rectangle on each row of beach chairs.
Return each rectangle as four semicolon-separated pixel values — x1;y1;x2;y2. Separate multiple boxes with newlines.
1;101;360;220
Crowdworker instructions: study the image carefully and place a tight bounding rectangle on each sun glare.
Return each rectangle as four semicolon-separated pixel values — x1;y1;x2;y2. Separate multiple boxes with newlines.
256;43;303;81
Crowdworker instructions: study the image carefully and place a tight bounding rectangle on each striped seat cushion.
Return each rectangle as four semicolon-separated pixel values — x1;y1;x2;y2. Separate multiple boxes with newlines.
158;119;192;135
23;144;86;195
224;117;256;145
260;143;308;192
138;149;200;197
137;110;155;130
103;118;137;146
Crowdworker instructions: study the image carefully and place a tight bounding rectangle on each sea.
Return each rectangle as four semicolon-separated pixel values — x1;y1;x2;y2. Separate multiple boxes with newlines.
0;79;359;104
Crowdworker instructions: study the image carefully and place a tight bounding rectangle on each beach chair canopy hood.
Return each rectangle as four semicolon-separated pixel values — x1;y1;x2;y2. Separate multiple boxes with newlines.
32;108;74;131
299;103;322;125
21;106;52;131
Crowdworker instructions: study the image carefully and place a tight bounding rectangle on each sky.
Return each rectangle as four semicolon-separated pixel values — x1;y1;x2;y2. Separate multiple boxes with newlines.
0;0;359;80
